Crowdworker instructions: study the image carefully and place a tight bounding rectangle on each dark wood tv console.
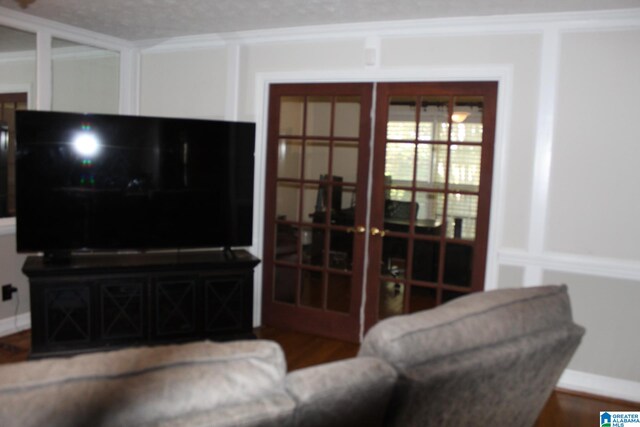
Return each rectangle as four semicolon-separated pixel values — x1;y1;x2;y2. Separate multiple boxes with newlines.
22;249;260;359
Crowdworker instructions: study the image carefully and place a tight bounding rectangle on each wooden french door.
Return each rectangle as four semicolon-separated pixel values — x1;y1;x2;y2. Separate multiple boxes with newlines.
261;83;373;341
262;82;497;342
364;82;497;331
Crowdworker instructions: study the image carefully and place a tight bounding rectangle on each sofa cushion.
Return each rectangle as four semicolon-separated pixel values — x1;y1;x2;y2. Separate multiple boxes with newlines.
0;340;295;427
285;357;398;427
359;284;575;369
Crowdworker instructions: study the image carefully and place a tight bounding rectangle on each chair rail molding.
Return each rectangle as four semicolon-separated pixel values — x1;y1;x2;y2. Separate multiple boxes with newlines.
499;249;640;283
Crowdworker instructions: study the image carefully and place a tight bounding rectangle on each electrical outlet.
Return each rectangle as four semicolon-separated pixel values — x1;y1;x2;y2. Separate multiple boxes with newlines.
2;284;17;301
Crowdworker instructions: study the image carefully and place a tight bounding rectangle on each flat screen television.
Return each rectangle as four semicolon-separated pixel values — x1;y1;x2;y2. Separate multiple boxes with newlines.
15;110;255;258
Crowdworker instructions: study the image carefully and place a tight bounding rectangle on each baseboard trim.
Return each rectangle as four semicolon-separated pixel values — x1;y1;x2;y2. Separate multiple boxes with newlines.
0;312;31;338
558;369;640;404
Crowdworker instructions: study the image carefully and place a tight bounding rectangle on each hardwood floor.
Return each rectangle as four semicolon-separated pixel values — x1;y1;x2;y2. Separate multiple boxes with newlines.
1;328;637;426
0;329;30;365
256;325;359;371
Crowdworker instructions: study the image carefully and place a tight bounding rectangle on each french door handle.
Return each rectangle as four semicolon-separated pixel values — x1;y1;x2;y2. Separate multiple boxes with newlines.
347;225;366;234
370;227;388;237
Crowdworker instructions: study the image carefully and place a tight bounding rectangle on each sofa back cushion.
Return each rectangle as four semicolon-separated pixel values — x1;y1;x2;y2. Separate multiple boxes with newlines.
359;285;585;427
0;340;295;427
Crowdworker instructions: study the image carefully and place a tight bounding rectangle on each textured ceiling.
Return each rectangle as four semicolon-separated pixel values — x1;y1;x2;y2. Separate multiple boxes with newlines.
0;0;639;42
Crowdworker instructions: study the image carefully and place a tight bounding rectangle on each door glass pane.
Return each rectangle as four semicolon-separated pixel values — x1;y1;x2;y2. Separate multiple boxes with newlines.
334;96;361;138
446;194;478;240
329;230;352;271
337;186;356;225
416;143;447;190
333;142;358;184
419;96;450;142
280;96;304;136
381;237;408;279
299;225;314;258
307;96;332;137
327;273;351;313
415;192;444;236
276;224;298;262
304;140;329;180
302;183;323;223
276;182;299;222
274;266;297;304
449;145;481;192
409;286;437;313
302;227;324;267
385;199;416;225
412;240;440;283
386;187;411;205
452;96;483;143
300;269;323;308
277;139;302;179
388;96;417;140
385;142;415;187
379;280;404;319
444;244;473;287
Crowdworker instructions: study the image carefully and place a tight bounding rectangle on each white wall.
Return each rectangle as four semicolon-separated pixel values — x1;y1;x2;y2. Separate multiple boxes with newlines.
140;48;228;119
547;29;640;261
0;234;29;324
539;28;640;396
52;51;120;114
0;57;36;96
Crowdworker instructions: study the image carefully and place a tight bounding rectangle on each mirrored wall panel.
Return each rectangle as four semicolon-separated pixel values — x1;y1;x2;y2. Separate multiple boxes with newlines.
0;25;36;218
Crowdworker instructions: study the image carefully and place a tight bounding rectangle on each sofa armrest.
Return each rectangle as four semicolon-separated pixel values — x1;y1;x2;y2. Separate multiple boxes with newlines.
284;357;397;427
0;340;295;427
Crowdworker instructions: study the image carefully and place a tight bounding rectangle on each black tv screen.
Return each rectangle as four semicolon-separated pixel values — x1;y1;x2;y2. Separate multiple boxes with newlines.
15;111;255;255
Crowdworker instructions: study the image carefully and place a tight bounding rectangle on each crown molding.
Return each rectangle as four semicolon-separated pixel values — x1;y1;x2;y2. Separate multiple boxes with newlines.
138;8;640;53
0;6;134;52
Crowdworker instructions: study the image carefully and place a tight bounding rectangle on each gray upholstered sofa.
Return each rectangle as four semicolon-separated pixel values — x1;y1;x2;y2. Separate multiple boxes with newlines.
0;285;584;427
